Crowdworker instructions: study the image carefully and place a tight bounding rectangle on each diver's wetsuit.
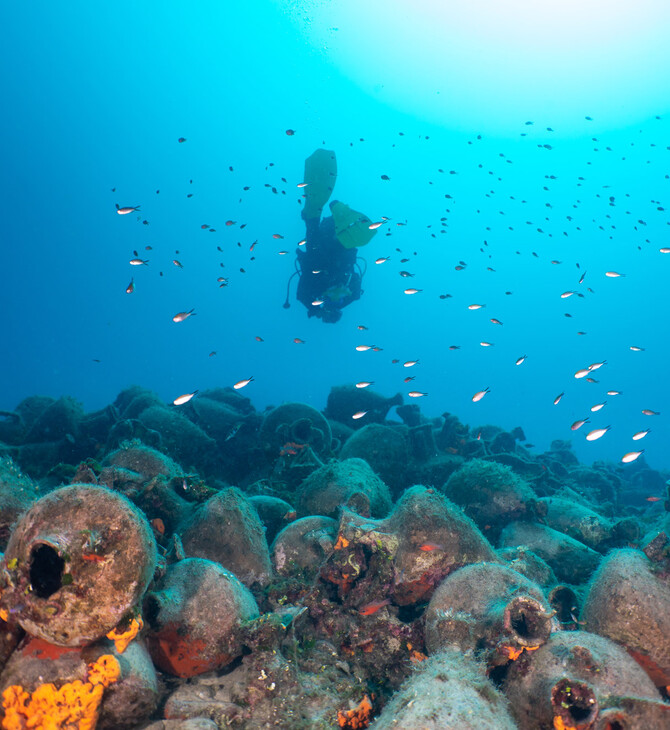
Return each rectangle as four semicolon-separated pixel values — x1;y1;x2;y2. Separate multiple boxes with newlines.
296;214;361;321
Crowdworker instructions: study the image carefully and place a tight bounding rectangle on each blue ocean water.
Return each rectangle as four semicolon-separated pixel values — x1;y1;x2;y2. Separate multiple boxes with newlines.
3;0;670;472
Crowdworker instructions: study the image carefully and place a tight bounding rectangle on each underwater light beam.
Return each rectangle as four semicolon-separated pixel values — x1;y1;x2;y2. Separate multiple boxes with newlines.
286;0;670;133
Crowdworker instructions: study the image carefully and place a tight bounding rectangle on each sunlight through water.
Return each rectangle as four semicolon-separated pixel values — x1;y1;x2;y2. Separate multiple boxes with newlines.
280;0;670;135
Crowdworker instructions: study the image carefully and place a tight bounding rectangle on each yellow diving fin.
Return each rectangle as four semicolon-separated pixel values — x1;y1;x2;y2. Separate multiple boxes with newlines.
329;201;377;249
302;149;337;220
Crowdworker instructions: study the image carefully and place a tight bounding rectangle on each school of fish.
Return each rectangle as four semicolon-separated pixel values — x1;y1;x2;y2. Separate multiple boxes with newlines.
113;120;666;473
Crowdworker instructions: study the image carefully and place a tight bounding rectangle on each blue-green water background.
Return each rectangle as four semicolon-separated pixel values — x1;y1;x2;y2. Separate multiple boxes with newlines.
3;1;670;471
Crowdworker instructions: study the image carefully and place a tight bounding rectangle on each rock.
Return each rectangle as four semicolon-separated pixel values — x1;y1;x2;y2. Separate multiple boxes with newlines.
142;721;218;730
160;640;365;728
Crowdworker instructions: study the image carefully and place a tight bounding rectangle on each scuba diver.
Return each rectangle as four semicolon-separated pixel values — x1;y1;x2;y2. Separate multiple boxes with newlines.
284;149;377;323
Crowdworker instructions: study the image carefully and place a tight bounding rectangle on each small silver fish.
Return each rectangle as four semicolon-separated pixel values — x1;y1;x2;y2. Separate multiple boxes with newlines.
586;426;611;441
233;376;254;390
172;308;196;323
116;205;140;215
472;387;490;402
173;391;198;406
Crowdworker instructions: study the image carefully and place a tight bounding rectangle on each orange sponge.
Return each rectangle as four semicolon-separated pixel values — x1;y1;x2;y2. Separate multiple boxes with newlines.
337;694;373;729
106;616;143;654
1;653;120;730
